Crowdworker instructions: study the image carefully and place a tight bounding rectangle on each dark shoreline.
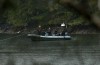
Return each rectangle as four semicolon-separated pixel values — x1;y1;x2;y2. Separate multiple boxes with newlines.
0;30;99;34
0;25;99;34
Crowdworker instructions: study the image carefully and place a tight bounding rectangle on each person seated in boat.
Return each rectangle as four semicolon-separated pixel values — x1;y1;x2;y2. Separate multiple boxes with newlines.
47;27;52;36
54;30;58;36
41;29;46;36
65;32;68;35
48;31;52;36
45;32;48;36
61;30;65;36
61;30;68;36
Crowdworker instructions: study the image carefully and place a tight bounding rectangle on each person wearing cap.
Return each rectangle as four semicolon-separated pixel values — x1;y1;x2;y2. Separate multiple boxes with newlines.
61;23;68;36
47;27;52;36
37;25;42;35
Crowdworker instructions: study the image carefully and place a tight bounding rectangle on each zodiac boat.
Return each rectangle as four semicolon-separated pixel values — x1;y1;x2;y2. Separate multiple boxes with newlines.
28;23;71;41
27;34;71;41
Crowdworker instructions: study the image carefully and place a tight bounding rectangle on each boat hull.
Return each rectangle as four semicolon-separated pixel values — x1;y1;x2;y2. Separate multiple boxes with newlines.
28;34;71;41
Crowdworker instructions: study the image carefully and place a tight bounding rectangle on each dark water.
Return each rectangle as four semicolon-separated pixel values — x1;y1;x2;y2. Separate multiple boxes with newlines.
0;34;100;65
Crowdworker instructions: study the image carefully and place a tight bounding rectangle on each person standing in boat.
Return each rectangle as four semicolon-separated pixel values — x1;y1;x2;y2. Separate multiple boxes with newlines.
61;23;68;36
37;25;42;35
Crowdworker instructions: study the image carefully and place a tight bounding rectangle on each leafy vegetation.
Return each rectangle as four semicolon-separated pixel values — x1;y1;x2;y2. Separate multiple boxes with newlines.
0;0;99;31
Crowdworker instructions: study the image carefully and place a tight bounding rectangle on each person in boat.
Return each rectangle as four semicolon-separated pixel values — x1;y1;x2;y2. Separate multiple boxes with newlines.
37;25;42;35
61;30;65;36
47;27;52;36
60;22;68;36
54;30;58;36
37;25;46;35
41;29;46;36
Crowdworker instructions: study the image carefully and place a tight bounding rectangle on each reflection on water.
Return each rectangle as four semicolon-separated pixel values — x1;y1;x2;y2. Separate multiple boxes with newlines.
0;34;100;65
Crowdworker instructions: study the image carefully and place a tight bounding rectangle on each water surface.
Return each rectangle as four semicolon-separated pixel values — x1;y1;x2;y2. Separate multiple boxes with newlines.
0;34;100;65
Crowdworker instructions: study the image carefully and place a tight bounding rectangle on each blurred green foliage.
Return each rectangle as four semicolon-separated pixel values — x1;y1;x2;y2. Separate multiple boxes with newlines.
0;0;98;27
